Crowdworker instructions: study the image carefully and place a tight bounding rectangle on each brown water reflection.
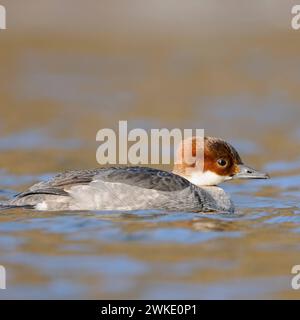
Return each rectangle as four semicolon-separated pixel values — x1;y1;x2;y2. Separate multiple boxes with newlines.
0;1;300;299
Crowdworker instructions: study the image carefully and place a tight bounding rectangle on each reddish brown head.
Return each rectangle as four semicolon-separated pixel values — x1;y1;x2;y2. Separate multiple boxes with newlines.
173;136;269;186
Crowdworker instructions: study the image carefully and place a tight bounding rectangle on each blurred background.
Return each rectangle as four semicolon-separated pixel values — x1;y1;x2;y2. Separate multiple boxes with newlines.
0;0;300;299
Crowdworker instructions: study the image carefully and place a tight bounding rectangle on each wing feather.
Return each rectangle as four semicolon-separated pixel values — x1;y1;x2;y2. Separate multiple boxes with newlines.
15;167;191;199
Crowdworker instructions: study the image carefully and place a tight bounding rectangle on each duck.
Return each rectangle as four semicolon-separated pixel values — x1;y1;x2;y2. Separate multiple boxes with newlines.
4;136;269;213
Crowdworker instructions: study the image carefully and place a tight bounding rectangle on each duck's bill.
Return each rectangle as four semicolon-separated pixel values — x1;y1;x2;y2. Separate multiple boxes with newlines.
233;165;270;179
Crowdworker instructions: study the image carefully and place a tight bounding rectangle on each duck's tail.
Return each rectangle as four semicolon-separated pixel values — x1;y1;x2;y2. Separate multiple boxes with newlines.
0;201;33;210
0;201;17;210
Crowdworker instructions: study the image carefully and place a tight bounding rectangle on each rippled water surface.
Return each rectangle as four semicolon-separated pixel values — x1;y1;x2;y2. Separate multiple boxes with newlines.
0;1;300;299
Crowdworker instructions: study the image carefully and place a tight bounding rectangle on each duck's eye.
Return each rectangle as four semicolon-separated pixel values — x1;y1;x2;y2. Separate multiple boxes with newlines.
217;159;227;167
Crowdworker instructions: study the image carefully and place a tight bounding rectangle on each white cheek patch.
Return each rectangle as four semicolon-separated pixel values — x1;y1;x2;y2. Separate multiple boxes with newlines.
187;170;228;186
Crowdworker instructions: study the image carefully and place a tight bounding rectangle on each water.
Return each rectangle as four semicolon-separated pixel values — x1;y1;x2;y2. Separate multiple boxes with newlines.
0;167;299;299
0;1;300;299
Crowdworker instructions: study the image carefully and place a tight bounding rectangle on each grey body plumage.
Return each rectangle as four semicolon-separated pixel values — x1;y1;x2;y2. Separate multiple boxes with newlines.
7;167;234;212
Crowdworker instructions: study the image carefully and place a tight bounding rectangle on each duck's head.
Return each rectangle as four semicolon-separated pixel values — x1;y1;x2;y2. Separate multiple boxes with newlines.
172;136;269;186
